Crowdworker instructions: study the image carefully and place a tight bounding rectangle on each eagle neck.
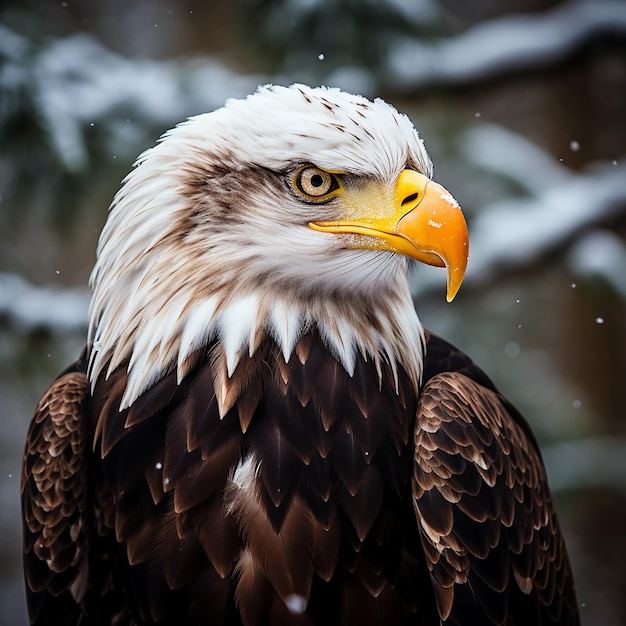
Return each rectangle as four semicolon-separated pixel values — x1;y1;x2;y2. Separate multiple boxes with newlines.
90;280;425;410
197;287;425;406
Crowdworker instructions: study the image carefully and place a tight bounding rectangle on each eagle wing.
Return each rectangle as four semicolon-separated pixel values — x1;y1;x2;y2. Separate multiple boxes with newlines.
413;333;579;626
21;358;91;625
21;356;132;626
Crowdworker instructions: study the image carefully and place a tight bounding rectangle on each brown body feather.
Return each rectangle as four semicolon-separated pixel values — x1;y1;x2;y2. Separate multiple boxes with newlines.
22;331;579;625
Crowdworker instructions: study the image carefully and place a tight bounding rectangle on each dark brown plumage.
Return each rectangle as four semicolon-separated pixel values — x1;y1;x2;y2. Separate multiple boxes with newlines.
22;331;579;625
21;84;580;625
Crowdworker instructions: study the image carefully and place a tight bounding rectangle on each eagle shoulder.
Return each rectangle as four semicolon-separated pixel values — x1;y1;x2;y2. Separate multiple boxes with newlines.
21;357;91;624
21;355;134;626
414;332;580;625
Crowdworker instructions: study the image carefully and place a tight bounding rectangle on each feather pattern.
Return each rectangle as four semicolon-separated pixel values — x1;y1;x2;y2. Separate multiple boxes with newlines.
21;354;133;626
22;332;579;625
83;329;426;624
413;333;579;625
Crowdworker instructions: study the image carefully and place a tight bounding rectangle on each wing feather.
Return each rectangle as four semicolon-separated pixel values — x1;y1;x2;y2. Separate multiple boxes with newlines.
414;333;580;625
21;363;90;624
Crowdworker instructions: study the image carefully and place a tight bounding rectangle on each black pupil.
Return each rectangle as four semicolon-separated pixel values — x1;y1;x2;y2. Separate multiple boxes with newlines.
310;174;324;188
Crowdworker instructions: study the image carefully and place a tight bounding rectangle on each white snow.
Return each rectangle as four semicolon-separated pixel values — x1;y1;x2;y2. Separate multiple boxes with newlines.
411;124;626;298
1;19;623;328
387;0;626;88
284;594;307;615
0;273;89;332
27;33;261;170
466;160;626;284
568;230;626;299
461;124;572;191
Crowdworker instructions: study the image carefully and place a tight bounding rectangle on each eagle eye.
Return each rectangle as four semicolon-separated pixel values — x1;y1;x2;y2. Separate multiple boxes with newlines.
293;166;341;200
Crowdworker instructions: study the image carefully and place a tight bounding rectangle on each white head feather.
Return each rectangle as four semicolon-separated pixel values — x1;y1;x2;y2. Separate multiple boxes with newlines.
88;84;431;408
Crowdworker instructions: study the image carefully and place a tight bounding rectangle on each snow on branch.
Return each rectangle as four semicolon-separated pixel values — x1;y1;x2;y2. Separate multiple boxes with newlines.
386;0;626;90
413;124;626;297
466;164;626;285
459;124;626;285
0;273;89;334
0;25;262;171
36;38;262;170
568;230;626;299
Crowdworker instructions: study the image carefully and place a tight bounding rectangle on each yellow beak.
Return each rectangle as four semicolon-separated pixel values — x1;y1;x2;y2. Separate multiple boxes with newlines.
308;170;469;301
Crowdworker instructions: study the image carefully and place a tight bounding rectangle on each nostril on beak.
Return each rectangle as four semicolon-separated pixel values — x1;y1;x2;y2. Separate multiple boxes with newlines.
401;192;419;207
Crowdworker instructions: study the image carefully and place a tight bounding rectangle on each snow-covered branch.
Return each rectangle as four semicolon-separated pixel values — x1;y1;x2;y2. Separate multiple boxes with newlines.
386;0;626;90
461;126;626;285
568;230;626;300
0;24;262;171
0;273;89;333
412;123;626;297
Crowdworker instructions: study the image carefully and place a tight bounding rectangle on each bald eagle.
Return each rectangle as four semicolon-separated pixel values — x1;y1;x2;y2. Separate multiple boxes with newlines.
21;84;579;626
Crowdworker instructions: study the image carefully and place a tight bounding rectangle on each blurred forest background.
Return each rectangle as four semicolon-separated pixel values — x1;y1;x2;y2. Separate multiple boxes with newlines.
1;0;625;624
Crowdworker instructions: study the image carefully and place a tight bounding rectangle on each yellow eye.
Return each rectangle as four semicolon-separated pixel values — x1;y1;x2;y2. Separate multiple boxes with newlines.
293;166;341;200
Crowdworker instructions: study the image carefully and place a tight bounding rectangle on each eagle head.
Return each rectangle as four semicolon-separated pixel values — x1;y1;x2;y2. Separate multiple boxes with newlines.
87;84;468;409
